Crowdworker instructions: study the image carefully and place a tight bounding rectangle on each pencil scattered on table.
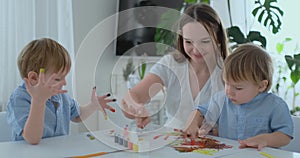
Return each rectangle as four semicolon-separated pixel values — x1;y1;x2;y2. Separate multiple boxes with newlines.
70;149;126;158
260;151;275;158
86;133;95;140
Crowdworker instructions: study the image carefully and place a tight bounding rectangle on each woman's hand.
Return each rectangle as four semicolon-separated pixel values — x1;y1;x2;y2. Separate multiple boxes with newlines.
121;98;150;129
135;116;151;129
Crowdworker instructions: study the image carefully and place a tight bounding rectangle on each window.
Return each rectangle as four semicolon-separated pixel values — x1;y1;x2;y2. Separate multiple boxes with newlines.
0;0;74;111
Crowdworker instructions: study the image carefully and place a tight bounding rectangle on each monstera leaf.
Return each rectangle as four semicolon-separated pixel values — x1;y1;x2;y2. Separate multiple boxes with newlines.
155;8;181;55
285;53;300;85
252;0;284;34
227;26;266;49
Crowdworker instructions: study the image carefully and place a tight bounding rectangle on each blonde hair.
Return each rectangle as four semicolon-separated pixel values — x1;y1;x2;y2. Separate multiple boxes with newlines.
223;43;273;92
17;38;71;78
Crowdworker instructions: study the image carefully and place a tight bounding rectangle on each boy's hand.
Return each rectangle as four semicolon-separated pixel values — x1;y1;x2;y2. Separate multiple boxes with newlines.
238;137;267;151
182;121;199;138
91;87;116;119
24;69;67;104
182;110;203;138
198;122;212;136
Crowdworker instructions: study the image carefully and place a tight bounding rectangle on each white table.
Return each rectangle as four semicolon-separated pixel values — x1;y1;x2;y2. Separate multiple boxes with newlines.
0;131;299;158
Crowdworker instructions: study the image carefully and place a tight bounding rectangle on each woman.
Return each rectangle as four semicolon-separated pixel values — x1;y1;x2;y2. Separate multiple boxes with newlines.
122;3;229;130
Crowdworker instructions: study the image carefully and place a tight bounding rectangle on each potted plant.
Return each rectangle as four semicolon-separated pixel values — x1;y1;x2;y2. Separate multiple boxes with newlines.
285;52;300;116
227;0;283;49
122;58;135;82
123;58;147;89
272;38;300;116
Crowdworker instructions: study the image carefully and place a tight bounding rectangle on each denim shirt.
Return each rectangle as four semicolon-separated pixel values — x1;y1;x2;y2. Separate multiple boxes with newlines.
196;92;294;140
6;81;80;141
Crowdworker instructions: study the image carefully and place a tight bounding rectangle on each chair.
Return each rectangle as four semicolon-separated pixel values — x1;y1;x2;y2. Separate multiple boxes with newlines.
0;111;12;142
281;116;300;153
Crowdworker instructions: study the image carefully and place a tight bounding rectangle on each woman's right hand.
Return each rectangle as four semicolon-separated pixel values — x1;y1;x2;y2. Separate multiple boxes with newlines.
121;98;151;129
135;116;151;129
121;98;136;119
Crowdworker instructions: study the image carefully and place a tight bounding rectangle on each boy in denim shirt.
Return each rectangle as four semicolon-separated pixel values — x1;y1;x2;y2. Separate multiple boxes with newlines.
184;43;293;150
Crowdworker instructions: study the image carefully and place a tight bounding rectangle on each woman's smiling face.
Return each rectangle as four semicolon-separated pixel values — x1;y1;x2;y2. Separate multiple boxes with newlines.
182;22;216;65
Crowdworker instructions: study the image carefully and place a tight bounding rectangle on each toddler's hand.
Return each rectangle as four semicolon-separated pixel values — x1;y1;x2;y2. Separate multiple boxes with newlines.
182;110;204;138
238;137;267;151
24;68;67;104
91;87;116;119
198;123;212;136
182;122;199;138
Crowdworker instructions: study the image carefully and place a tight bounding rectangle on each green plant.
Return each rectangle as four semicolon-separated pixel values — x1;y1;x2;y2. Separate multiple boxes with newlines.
252;0;284;34
290;106;300;116
227;26;266;49
155;9;180;55
273;38;300;113
227;0;283;49
138;62;147;80
285;52;300;110
272;38;291;95
123;58;135;81
123;58;147;82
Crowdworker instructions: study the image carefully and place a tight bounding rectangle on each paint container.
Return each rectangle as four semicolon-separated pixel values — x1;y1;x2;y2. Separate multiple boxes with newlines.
114;133;119;143
133;143;139;152
123;139;128;147
118;135;124;146
128;141;133;150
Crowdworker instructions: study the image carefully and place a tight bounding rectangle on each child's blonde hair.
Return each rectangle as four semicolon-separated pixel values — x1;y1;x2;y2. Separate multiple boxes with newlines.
17;38;71;78
223;43;273;92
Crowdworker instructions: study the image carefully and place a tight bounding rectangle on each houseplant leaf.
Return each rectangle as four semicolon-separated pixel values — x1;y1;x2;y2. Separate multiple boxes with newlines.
227;26;246;48
252;0;284;34
285;53;300;84
227;26;267;49
155;9;180;55
247;31;267;47
139;62;147;80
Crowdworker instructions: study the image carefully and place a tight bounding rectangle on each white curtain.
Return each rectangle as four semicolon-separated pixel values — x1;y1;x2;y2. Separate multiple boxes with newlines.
0;0;74;111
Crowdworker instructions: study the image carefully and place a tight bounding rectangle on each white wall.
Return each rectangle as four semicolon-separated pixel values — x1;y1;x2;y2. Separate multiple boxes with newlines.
211;0;248;32
72;0;119;132
71;0;163;132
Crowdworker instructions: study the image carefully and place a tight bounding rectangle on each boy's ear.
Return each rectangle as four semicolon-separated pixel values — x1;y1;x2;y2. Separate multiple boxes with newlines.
258;80;268;92
27;71;38;85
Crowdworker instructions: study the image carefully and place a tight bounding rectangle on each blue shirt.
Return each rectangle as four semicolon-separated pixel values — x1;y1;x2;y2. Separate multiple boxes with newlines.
6;81;80;141
196;92;294;140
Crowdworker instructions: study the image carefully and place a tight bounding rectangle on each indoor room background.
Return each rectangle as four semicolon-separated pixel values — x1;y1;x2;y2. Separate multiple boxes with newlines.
0;0;299;134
